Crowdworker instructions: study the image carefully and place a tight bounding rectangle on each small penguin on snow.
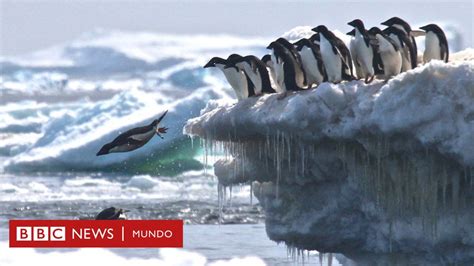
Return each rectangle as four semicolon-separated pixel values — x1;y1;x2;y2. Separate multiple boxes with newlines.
347;19;375;83
383;26;417;71
203;55;255;100
267;41;304;94
268;38;307;88
293;38;327;87
312;25;354;83
368;27;402;80
419;24;449;63
381;17;418;66
225;55;276;95
96;111;168;156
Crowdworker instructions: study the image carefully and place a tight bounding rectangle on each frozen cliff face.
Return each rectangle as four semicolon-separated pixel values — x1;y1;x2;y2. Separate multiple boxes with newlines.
185;51;474;264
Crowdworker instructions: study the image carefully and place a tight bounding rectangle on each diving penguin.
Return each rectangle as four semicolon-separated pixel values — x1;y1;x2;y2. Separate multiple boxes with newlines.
419;24;449;63
96;111;168;156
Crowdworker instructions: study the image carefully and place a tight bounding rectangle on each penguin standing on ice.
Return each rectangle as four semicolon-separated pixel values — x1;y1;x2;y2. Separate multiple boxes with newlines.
368;27;402;80
270;38;307;88
203;55;255;100
419;24;449;63
347;19;375;83
381;17;418;67
312;25;354;83
293;38;327;87
225;55;276;95
96;111;168;156
267;41;304;94
383;26;417;71
261;54;282;92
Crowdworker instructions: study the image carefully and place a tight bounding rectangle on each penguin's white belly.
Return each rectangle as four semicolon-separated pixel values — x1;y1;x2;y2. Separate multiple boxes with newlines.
424;32;441;63
266;64;282;93
300;47;324;86
272;53;286;92
131;130;155;142
378;37;402;78
351;37;374;78
243;64;263;94
350;39;364;79
389;34;411;71
222;67;247;100
320;38;342;82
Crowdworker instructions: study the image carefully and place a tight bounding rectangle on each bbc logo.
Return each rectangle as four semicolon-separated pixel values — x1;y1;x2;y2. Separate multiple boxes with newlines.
16;226;66;241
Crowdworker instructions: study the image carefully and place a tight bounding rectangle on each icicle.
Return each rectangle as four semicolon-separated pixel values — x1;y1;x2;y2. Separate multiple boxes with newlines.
249;182;253;205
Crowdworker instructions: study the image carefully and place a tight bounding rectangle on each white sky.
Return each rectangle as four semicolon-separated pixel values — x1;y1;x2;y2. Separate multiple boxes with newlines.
0;0;472;56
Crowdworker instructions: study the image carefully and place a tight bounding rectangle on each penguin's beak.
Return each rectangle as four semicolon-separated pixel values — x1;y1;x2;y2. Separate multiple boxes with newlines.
96;146;109;156
346;29;355;36
311;27;318;32
380;20;389;26
203;61;214;68
347;21;355;27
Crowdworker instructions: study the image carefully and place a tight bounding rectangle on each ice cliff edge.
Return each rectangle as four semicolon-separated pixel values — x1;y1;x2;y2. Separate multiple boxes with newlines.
184;52;474;263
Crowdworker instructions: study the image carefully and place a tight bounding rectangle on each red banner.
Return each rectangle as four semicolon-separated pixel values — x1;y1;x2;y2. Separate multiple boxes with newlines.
9;220;183;248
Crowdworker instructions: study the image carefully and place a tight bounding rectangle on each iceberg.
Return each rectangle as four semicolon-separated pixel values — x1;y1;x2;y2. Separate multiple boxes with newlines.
184;51;474;263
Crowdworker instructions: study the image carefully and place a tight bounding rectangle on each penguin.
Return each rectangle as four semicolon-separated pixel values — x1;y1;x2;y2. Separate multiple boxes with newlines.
261;54;282;92
347;19;375;83
271;38;307;88
96;111;168;156
381;17;418;67
95;207;129;220
203;55;254;100
293;38;327;87
383;26;417;71
312;25;354;83
347;29;364;80
419;24;449;63
267;41;304;93
368;27;402;80
225;55;276;95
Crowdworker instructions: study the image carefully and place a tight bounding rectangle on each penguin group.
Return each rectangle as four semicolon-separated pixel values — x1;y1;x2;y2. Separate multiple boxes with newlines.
204;17;449;100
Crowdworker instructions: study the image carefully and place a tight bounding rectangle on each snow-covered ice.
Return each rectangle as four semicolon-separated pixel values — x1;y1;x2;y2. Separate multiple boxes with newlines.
184;50;474;263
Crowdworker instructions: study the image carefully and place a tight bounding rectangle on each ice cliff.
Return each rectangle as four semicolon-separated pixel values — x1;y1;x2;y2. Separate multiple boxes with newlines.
185;51;474;264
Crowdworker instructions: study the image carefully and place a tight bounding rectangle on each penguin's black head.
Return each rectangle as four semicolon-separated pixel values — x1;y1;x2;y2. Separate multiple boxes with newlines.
348;19;365;30
293;38;310;50
368;27;383;36
275;37;291;46
346;29;356;36
204;57;226;68
312;25;328;34
381;17;411;31
419;24;443;34
96;143;112;156
309;33;320;43
261;54;271;63
266;41;277;49
227;54;242;61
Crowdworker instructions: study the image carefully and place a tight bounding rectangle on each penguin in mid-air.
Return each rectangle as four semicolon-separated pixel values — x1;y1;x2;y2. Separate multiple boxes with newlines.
267;41;304;94
203;55;255;100
368;27;402;80
383;26;417;71
419;24;449;63
347;19;375;83
225;55;276;95
96;111;168;156
381;17;418;67
95;207;129;220
293;38;327;87
261;54;282;92
312;25;354;83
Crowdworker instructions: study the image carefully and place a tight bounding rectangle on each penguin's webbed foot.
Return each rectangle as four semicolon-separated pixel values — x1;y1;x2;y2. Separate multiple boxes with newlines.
156;127;168;139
